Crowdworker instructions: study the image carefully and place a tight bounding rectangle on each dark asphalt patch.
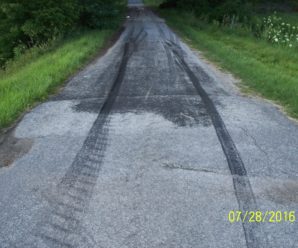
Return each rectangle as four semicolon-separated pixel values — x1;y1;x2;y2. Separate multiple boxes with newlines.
73;98;105;113
0;132;33;168
74;96;212;127
117;95;212;127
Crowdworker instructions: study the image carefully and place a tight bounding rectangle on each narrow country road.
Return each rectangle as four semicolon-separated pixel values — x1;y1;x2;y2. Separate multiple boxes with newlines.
1;1;298;247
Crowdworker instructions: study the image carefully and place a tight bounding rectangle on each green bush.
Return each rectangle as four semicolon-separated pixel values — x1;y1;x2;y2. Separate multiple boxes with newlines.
159;0;298;22
261;13;298;47
0;0;125;67
159;0;255;21
80;0;125;29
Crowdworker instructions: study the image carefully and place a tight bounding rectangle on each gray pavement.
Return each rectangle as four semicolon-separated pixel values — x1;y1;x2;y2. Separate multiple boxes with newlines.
0;1;298;247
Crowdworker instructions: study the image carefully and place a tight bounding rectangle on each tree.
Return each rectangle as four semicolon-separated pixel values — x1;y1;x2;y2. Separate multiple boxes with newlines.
0;0;125;66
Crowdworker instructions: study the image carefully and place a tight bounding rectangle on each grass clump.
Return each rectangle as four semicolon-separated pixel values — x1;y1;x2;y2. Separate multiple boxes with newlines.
0;30;112;129
156;9;298;118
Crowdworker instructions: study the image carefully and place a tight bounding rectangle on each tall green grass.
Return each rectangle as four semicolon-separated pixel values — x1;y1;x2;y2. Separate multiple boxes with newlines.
0;30;112;129
158;10;298;118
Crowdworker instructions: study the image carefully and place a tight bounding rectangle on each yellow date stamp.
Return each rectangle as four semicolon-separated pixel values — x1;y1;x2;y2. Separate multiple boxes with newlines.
228;210;296;223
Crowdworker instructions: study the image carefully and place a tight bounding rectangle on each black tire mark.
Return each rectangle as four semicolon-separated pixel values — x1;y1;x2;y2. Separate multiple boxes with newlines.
34;41;132;248
166;41;266;248
156;24;177;94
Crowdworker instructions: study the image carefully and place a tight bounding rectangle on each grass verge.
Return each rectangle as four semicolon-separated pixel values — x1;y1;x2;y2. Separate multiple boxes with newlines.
0;30;114;129
155;9;298;119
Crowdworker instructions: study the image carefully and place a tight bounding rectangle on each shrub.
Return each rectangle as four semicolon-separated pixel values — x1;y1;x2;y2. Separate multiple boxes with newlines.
79;0;126;29
262;13;298;47
0;0;125;67
159;0;254;22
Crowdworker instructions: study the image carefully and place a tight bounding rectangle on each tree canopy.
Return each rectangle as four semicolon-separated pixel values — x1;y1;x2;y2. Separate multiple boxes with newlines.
0;0;125;66
159;0;297;21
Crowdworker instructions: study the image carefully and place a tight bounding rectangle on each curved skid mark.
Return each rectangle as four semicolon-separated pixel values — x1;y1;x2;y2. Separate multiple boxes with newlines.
35;41;133;247
165;41;266;248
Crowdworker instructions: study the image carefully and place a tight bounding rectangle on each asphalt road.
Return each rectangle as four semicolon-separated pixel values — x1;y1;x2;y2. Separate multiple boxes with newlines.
1;1;298;247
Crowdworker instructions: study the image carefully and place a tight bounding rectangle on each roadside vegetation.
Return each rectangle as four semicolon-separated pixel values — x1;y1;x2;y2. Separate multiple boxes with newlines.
0;31;113;129
0;0;125;67
144;0;164;7
145;0;298;119
0;0;125;129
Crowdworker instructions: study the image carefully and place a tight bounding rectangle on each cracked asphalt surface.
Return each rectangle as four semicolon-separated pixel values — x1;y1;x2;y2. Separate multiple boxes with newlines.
1;1;298;247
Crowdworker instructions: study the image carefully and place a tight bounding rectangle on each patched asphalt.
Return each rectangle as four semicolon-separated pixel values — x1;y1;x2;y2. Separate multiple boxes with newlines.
0;1;298;247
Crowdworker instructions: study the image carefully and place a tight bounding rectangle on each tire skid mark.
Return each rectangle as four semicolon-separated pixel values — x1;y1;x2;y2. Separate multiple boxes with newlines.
165;41;266;248
157;23;179;95
34;40;133;248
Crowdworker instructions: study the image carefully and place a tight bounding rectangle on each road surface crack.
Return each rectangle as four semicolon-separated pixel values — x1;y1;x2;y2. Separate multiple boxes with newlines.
162;162;218;174
239;127;270;160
